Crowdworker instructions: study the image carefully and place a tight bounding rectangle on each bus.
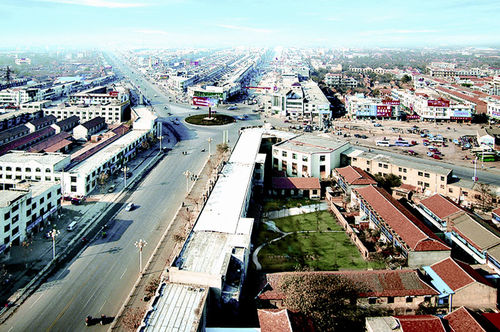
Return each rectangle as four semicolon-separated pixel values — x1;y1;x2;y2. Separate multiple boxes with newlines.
394;140;411;147
476;152;496;162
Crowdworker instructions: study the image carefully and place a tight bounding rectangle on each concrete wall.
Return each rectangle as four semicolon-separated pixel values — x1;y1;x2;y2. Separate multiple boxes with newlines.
452;283;497;310
408;250;451;268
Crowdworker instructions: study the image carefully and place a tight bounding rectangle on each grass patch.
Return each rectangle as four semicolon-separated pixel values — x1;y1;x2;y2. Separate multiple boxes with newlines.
185;113;235;126
256;211;385;272
262;197;318;212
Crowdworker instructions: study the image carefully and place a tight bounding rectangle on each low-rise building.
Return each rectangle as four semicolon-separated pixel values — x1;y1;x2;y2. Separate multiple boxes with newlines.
0;125;30;146
43;101;128;124
333;165;376;195
0;126;55;157
366;315;446;332
25;115;56;133
271;177;321;199
73;117;106;141
345;94;401;119
0;181;61;254
272;135;350;179
69;86;129;105
423;257;496;310
0;108;43;132
351;185;450;267
258;270;439;316
50;115;80;134
417;194;464;231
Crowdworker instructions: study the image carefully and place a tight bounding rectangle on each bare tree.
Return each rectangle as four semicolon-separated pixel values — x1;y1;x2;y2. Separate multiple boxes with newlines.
477;183;495;212
122;307;146;331
144;277;160;298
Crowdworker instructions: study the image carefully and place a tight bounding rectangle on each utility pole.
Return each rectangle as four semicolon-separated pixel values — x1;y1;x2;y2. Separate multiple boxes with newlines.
50;229;60;260
183;170;191;192
207;137;213;155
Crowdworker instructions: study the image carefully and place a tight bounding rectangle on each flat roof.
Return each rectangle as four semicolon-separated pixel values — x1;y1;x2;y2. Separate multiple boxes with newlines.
69;130;145;175
0;151;69;166
0;190;26;207
275;134;349;154
142;283;208;332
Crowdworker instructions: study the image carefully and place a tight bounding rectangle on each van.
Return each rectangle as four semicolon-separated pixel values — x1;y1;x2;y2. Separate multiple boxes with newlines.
67;221;77;231
376;141;390;147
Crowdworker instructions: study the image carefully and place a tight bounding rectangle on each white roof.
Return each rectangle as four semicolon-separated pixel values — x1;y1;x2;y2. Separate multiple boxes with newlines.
144;283;208;332
0;151;70;167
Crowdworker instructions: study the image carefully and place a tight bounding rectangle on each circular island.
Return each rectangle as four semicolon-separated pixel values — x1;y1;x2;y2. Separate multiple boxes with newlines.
185;113;235;126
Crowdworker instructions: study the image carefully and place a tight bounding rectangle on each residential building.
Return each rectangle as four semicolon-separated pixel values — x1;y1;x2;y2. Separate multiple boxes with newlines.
28;132;73;153
351;185;450;267
25;115;56;133
325;73;358;89
73;117;106;141
43;101;128;124
0;151;70;187
347;149;452;195
423;258;496;310
69;86;129;105
366;315;446;332
345;94;401;119
258;270;439;316
50;115;80;134
0;125;30;146
0;108;43;133
444;306;499;331
487;98;500;120
493;207;500;224
0;182;61;254
271;177;321;199
417;194;464;231
272;135;350;179
333;165;376;195
0;126;55;156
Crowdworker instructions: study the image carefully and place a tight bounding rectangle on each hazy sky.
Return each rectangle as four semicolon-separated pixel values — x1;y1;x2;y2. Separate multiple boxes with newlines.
2;0;499;49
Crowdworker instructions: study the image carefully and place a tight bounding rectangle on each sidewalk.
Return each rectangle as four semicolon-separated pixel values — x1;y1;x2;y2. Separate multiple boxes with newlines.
0;133;174;318
111;150;230;331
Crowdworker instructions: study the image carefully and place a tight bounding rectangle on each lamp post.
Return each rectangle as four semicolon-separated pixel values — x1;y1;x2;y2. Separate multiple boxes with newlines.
183;170;191;192
207;137;213;156
135;239;147;274
50;229;60;260
158;135;163;152
123;164;128;187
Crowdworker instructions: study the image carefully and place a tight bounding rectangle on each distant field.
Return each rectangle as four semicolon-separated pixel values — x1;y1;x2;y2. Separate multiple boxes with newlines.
256;211;385;271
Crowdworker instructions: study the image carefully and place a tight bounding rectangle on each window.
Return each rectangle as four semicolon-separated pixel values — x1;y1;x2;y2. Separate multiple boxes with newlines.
12;226;19;235
71;176;77;183
383;164;388;169
282;151;287;157
387;296;394;304
449;188;453;193
441;176;445;181
45;168;51;173
424;296;431;302
398;167;402;172
320;165;326;174
378;163;382;167
418;181;423;186
12;205;19;212
368;297;377;304
424;173;430;178
403;176;407;180
47;192;52;199
418;171;423;176
302;156;308;162
292;153;297;159
40;197;44;204
35;168;41;172
26;167;31;172
403;168;407;173
4;225;10;232
463;191;468;197
6;166;11;171
406;296;413;303
320;155;326;162
15;167;21;172
27;198;31;205
352;157;357;162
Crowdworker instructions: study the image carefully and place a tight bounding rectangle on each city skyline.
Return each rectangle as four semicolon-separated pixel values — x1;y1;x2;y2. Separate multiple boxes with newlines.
2;0;499;49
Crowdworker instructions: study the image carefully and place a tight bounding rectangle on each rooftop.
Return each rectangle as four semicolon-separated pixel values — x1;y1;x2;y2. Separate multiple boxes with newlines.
429;257;492;292
275;134;349;155
272;177;320;190
450;213;500;251
80;116;105;130
444;307;487;332
0;190;26;208
335;165;376;185
28;132;72;153
395;315;446;332
257;309;293;332
0;151;69;167
419;194;463;220
354;186;450;251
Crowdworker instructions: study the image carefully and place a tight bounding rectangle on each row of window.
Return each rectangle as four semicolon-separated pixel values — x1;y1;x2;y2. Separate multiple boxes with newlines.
0;166;52;173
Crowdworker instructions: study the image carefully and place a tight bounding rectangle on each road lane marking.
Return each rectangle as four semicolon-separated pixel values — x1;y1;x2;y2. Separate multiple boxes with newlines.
45;264;102;332
120;268;127;279
99;300;106;313
29;293;44;309
8;326;13;332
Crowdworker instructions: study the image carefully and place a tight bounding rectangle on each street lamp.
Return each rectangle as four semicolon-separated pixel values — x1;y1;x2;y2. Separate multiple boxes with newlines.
183;170;191;192
50;229;60;260
207;137;213;155
123;164;129;187
135;239;147;273
158;135;163;152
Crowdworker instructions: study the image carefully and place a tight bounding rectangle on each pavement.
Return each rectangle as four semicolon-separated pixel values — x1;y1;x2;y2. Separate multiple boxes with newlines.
0;129;171;314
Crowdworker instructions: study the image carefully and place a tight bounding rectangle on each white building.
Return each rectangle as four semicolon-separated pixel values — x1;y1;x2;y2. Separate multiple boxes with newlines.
43;101;128;124
0;152;70;187
272;135;350;179
0;182;61;254
69;86;129;105
487;98;500;120
345;94;401;119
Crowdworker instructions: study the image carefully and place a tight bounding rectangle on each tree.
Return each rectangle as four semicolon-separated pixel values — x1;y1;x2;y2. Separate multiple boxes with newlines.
401;74;412;84
373;173;401;193
216;143;229;154
145;277;160;298
477;183;496;211
280;274;367;331
122;307;146;331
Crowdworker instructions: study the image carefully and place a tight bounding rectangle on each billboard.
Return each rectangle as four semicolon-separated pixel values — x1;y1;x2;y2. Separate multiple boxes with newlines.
382;99;400;106
109;91;119;97
428;99;450;107
376;105;392;117
192;96;217;107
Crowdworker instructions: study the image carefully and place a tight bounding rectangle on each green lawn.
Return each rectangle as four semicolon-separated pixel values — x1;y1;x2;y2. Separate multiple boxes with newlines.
262;197;318;212
256;211;385;271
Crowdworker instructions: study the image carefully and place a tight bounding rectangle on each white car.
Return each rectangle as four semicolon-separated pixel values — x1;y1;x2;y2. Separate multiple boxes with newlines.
125;203;134;211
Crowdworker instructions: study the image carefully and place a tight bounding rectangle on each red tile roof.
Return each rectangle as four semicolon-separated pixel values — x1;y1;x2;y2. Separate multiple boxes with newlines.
258;309;293;332
430;258;492;291
335;166;376;185
394;315;446;332
0;126;55;156
258;270;438;301
444;307;486;332
481;313;500;330
272;177;320;190
492;207;500;217
420;194;463;220
28;132;71;153
353;186;450;251
435;86;487;114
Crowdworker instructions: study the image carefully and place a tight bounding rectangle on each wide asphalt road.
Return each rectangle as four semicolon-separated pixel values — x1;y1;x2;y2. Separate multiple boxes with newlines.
1;54;262;332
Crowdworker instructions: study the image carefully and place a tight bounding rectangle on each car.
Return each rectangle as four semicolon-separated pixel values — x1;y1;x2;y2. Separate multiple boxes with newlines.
360;135;368;139
432;154;442;160
228;106;238;110
374;123;382;127
125;203;134;211
408;150;418;156
191;106;199;110
107;185;116;193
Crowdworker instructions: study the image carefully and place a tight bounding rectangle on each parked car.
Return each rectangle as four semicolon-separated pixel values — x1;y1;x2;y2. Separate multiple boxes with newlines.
125;203;134;211
107;185;116;193
432;154;442;160
408;150;418;156
228;106;238;110
374;123;382;127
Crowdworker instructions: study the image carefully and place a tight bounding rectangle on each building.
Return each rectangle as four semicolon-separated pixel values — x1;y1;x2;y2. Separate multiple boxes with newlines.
25;115;56;133
271;177;321;199
258;270;439;316
444;306;500;331
0;182;61;254
0;125;30;146
351;186;451;267
69;86;129;105
0;126;55;157
50;115;80;134
345;94;401;119
272;135;350;179
366;315;446;332
347;149;452;195
417;194;464;231
28;132;73;153
423;258;496;310
487;98;500;120
0;151;70;188
333;165;377;195
73;117;106;141
0;108;43;133
43;101;128;124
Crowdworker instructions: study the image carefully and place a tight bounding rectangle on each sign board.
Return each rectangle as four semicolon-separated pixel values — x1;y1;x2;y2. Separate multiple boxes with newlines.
109;91;119;97
192;96;213;107
452;109;471;118
382;99;400;106
428;99;450;107
376;105;391;117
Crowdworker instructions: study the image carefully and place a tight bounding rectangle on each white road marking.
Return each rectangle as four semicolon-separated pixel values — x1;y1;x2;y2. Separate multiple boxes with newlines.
120;268;127;279
8;326;13;332
83;295;93;308
29;293;44;309
99;300;106;312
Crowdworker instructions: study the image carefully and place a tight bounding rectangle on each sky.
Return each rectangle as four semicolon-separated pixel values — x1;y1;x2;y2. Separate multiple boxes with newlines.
1;0;499;49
